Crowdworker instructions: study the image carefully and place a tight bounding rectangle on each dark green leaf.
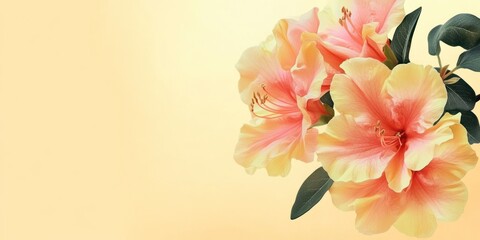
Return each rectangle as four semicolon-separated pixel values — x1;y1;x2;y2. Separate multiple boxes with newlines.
444;74;476;112
291;167;333;220
460;111;480;144
428;25;442;55
428;14;480;55
320;91;333;108
383;44;398;69
391;7;422;63
457;44;480;71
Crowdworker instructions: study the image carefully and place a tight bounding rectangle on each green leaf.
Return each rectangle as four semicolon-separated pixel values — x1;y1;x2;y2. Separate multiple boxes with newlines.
320;91;333;108
291;167;333;220
311;102;334;127
460;111;480;144
428;25;442;55
391;7;422;63
428;14;480;55
383;44;398;69
457;44;480;71
444;74;476;112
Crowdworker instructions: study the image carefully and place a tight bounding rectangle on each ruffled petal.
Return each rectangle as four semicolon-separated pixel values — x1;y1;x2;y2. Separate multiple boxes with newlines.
273;8;320;69
317;114;396;182
330;178;384;211
331;58;394;126
234;116;312;176
236;41;293;105
428;182;468;221
403;114;457;171
330;177;405;234
385;149;412;192
387;64;447;134
354;193;404;234
394;200;437;238
349;0;406;34
291;39;327;99
316;0;405;69
429;124;478;183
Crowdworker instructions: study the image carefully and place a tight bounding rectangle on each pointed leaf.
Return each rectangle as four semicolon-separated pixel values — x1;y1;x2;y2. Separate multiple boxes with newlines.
428;25;442;55
444;74;476;112
291;167;333;220
457;44;480;71
460;111;480;144
428;14;480;55
391;7;422;63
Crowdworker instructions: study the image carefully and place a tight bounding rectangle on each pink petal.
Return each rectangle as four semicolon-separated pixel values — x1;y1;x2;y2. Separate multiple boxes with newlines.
291;39;326;99
330;177;405;234
317;114;396;182
331;58;395;127
273;8;319;69
234;116;316;176
403;114;457;171
385;149;412;192
387;64;447;134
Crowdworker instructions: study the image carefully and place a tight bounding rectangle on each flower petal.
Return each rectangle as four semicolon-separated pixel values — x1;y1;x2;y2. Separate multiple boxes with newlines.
331;177;405;234
403;114;457;171
316;0;405;69
330;178;384;211
429;124;478;183
317;114;396;182
273;8;319;69
354;194;404;235
349;0;406;34
234;116;316;176
236;41;292;105
385;149;412;192
291;39;327;99
387;63;447;134
428;182;468;221
394;201;437;238
331;58;394;126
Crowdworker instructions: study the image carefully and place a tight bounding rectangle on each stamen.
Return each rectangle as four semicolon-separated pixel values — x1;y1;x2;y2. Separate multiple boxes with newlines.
374;121;404;150
249;85;298;119
338;7;361;42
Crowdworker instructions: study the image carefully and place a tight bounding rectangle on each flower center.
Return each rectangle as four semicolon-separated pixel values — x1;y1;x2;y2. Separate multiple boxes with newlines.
249;84;298;119
374;120;405;151
338;7;362;42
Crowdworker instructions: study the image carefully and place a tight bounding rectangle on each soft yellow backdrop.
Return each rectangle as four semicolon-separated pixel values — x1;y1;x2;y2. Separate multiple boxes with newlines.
1;0;480;239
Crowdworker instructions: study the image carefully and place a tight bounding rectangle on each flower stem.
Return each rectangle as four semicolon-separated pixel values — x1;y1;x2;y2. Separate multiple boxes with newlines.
437;54;442;68
443;66;460;79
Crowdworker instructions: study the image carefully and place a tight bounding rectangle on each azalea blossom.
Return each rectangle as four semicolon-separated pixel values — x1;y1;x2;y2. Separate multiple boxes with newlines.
234;9;332;176
317;58;451;192
330;122;477;237
305;0;405;90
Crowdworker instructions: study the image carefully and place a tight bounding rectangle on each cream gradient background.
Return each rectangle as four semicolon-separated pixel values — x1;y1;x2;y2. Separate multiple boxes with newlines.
0;0;480;239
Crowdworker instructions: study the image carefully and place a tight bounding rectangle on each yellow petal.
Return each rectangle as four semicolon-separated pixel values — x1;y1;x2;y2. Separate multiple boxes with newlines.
394;201;437;238
317;114;396;182
429;182;468;221
403;113;457;171
331;58;393;123
386;63;447;133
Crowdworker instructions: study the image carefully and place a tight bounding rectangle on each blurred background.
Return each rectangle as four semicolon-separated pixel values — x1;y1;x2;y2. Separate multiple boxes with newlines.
0;0;479;239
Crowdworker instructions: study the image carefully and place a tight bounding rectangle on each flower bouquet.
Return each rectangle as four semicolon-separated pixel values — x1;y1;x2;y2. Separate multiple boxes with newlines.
234;0;480;237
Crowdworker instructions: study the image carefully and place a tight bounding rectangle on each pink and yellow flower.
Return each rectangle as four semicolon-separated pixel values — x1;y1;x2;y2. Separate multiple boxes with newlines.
305;0;405;90
234;9;331;176
330;122;477;237
317;58;452;192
